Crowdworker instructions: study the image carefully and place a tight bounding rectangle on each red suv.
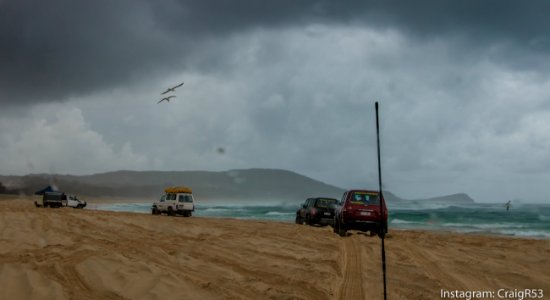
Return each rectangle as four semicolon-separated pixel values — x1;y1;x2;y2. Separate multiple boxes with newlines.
333;189;388;237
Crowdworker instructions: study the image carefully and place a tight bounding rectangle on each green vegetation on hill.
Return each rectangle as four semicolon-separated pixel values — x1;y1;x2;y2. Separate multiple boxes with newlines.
0;169;476;204
0;169;345;203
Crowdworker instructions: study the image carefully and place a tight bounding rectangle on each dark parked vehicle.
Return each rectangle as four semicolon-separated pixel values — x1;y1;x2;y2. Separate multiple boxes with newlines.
333;189;388;237
40;191;65;208
34;192;87;208
296;197;338;226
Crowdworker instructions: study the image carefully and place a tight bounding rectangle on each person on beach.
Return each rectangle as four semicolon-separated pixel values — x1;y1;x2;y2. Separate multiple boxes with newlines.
505;200;512;211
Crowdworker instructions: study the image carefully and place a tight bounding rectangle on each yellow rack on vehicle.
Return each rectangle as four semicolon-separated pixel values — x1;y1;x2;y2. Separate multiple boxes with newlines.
164;186;193;194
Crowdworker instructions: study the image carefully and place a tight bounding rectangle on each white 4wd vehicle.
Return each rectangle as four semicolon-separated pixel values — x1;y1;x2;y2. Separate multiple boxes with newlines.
152;187;195;217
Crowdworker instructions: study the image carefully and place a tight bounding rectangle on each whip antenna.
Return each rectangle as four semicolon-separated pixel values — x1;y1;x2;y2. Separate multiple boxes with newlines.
375;101;387;300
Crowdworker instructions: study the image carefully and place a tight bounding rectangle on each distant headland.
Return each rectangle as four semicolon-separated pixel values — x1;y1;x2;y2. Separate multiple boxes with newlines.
0;168;475;204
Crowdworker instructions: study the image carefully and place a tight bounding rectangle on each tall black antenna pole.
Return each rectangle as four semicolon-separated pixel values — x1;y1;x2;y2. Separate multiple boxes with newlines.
375;101;387;300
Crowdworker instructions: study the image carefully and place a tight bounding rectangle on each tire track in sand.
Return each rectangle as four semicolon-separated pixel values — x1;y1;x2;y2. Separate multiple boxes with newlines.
336;237;365;300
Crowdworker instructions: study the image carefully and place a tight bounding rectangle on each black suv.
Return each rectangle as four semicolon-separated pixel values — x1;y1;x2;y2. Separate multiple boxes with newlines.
296;197;338;226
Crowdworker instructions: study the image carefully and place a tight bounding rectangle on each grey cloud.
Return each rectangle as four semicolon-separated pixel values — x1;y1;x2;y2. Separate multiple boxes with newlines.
2;0;549;107
3;0;550;203
1;0;183;105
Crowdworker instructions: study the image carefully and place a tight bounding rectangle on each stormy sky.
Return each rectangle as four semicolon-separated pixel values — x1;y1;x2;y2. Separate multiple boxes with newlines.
1;0;550;203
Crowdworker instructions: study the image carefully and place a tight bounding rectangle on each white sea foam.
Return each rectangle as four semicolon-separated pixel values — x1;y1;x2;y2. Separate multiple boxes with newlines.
440;223;529;229
94;203;150;214
390;219;422;225
265;211;293;216
498;229;550;238
91;202;550;238
201;207;232;212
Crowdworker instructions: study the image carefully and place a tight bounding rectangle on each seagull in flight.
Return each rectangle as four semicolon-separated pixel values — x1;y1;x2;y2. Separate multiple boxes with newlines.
161;82;184;95
157;95;176;104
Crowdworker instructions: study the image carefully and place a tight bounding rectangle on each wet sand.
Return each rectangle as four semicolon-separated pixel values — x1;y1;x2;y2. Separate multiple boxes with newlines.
1;198;549;299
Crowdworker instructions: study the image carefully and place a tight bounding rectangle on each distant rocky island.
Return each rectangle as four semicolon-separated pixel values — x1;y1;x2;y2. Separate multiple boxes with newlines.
383;192;475;205
0;169;475;204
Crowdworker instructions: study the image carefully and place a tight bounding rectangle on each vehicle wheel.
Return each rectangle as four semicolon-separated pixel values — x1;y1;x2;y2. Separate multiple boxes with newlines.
295;215;303;224
337;220;347;237
305;215;312;225
377;222;388;238
333;218;339;233
338;227;347;237
167;207;174;216
152;207;158;215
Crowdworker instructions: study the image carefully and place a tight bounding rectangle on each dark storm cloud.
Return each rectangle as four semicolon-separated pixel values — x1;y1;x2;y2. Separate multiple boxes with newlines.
0;0;181;104
1;0;549;106
157;0;550;45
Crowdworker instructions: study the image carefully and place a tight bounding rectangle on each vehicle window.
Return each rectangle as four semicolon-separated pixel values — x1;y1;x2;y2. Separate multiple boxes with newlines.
350;192;380;205
160;195;166;202
44;193;64;200
315;198;337;208
340;192;347;205
177;195;193;202
166;194;176;201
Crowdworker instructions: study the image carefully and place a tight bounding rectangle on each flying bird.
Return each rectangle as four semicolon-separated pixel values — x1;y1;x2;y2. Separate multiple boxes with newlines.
161;82;184;95
157;95;176;104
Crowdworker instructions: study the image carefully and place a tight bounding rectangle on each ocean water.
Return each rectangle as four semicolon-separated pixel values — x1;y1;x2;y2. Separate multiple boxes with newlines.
91;203;297;222
389;203;550;239
91;202;550;239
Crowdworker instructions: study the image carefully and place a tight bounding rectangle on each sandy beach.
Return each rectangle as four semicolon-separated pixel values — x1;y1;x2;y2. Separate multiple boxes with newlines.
0;197;549;300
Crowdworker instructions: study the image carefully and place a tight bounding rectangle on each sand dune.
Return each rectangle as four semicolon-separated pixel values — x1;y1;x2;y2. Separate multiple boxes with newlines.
1;198;549;299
